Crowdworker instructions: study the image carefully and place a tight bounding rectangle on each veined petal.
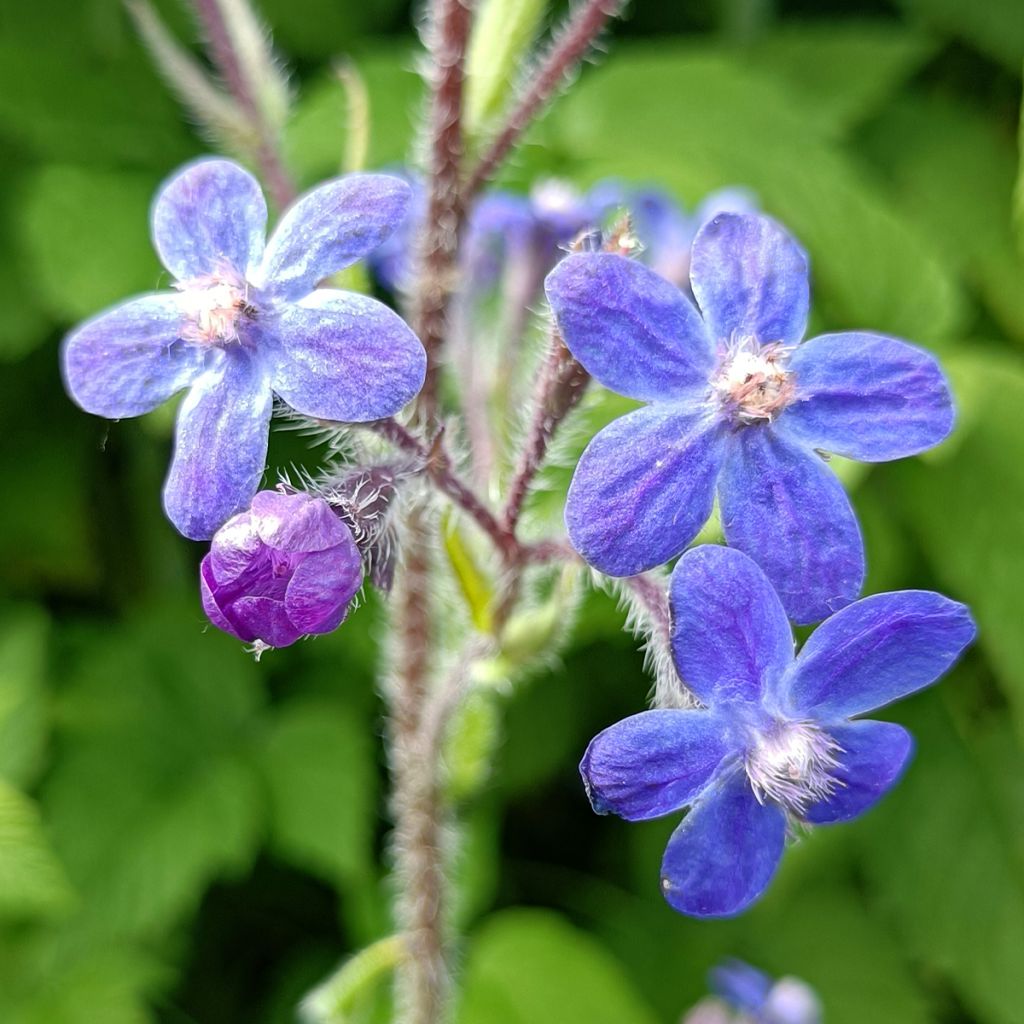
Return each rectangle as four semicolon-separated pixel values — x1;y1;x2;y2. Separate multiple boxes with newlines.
62;293;205;418
255;174;411;300
780;332;954;461
545;253;715;401
669;546;794;709
151;159;267;281
285;543;363;636
250;490;350;552
718;428;863;625
690;214;809;348
200;557;244;639
785;590;975;720
580;710;734;821
163;351;272;540
565;405;726;577
660;769;786;918
267;290;425;421
803;720;913;824
230;596;298;648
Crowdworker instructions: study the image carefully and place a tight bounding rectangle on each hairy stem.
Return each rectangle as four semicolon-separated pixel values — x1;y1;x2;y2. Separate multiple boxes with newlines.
500;325;589;533
389;504;450;1024
413;0;473;421
189;0;295;207
464;0;626;198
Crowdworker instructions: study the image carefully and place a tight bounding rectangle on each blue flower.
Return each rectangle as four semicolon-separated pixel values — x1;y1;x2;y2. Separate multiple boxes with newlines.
545;212;956;622
580;545;975;918
708;960;821;1024
62;158;425;540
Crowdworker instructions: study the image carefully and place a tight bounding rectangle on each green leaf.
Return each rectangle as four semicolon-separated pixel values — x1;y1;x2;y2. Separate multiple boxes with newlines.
739;21;936;137
862;94;1024;345
893;0;1024;72
41;605;264;940
260;698;376;888
892;350;1024;739
456;909;659;1024
0;780;75;920
862;689;1024;1024
554;45;966;345
16;164;163;323
0;606;49;788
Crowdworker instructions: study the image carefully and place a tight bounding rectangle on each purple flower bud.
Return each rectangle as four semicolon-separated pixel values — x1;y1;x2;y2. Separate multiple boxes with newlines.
200;489;363;650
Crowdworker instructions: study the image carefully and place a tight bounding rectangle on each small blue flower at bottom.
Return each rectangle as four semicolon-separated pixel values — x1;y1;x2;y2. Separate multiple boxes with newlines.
580;545;975;918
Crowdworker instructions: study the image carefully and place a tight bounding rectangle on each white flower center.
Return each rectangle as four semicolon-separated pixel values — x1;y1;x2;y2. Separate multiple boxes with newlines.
745;720;841;816
713;338;795;424
178;268;255;345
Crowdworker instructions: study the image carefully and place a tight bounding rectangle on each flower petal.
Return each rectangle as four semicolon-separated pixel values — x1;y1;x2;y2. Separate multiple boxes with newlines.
785;590;975;720
151;159;267;281
230;596;299;648
660;769;786;918
580;710;734;821
256;174;411;300
200;556;243;640
803;720;913;824
207;511;262;584
250;490;350;552
566;405;726;577
61;294;205;418
163;351;272;540
545;253;715;402
690;213;809;347
780;332;954;461
718;428;863;625
285;542;363;636
669;545;794;708
267;289;425;421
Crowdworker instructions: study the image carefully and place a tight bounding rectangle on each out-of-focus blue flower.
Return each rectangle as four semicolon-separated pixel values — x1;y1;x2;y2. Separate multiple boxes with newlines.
685;959;822;1024
546;212;955;623
62;158;425;540
580;545;975;917
589;181;757;286
200;488;362;649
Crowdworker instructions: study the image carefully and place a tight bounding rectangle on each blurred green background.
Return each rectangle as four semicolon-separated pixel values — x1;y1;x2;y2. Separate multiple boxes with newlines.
2;0;1024;1021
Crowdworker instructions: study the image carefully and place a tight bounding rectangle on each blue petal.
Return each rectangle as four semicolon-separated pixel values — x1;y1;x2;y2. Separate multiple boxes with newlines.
718;428;863;625
62;294;205;418
151;159;267;281
163;351;273;540
255;174;411;301
660;769;786;918
803;720;913;824
780;332;955;461
565;405;726;576
267;289;425;421
690;213;809;347
785;591;976;720
580;710;734;821
545;253;714;402
669;546;794;709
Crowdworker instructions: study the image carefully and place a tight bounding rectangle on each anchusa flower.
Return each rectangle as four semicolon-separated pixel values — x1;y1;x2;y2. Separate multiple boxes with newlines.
201;488;363;650
62;158;426;540
546;212;955;623
685;960;822;1024
580;545;975;917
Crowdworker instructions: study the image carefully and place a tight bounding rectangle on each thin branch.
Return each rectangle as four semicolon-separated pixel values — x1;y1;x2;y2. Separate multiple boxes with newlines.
464;0;627;198
500;324;589;533
413;0;474;420
189;0;295;207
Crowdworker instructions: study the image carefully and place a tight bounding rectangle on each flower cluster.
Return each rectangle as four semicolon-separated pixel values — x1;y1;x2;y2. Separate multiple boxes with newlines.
684;959;822;1024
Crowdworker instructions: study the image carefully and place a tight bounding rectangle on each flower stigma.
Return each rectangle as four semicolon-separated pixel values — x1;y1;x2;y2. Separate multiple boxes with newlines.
178;266;256;345
744;719;841;816
713;337;795;424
